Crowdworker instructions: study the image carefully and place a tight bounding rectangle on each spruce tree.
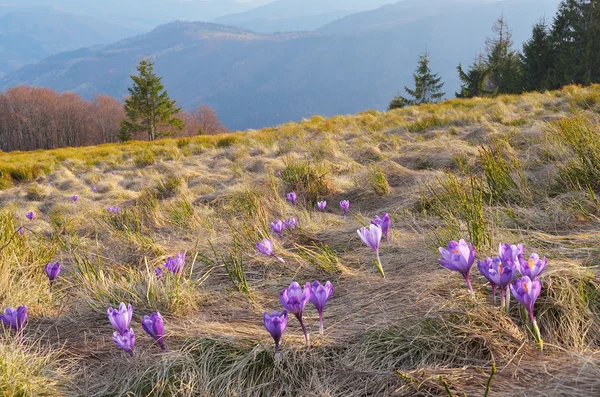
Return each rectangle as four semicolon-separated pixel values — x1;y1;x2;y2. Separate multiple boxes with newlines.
520;20;554;91
551;0;600;87
485;16;523;94
456;53;495;98
390;50;445;108
119;59;184;141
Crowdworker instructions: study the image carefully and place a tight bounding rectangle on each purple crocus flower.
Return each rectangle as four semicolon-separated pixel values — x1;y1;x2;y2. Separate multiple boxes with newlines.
511;276;543;349
256;238;285;263
285;217;298;230
270;220;286;238
264;310;288;355
317;201;327;211
163;252;186;276
357;224;385;277
112;328;135;357
107;206;121;214
14;213;20;219
0;306;28;332
280;282;311;345
477;258;498;303
339;200;350;215
92;186;97;192
438;239;476;293
518;254;547;279
141;312;165;351
1;306;27;346
478;256;516;307
72;195;78;202
45;262;62;293
309;281;333;333
371;213;391;242
17;226;25;235
286;192;297;206
107;302;133;334
25;212;34;221
154;267;164;279
499;243;524;264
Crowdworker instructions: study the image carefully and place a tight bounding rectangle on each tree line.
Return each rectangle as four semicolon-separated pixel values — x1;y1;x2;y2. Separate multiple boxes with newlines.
390;0;600;108
0;61;227;152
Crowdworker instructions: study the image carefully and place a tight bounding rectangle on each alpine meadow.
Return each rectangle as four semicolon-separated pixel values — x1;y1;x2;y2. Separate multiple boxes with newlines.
1;0;600;397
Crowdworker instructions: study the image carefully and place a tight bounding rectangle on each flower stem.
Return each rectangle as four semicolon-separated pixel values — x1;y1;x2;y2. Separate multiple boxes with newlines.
295;313;309;345
375;254;386;278
532;318;543;351
465;275;474;295
319;311;324;334
505;287;511;313
500;289;505;311
491;285;497;304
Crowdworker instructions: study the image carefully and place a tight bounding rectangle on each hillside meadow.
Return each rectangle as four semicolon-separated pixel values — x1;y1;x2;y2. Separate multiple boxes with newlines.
1;85;600;396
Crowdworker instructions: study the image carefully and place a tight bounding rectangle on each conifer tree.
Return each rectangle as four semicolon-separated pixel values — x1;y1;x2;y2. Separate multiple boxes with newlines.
485;16;523;94
456;53;495;98
551;0;600;87
119;59;184;141
520;20;554;91
390;50;445;108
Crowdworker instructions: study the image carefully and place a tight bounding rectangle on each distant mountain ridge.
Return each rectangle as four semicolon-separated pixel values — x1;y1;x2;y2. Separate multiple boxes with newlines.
0;8;139;77
213;0;395;32
0;0;563;130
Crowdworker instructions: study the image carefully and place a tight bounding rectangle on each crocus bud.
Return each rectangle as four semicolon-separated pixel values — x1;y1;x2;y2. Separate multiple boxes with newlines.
141;312;165;350
107;302;133;334
264;310;288;355
112;328;135;357
339;200;350;215
280;282;311;345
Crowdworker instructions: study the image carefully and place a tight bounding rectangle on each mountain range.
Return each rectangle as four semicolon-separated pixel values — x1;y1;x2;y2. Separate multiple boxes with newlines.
0;0;563;130
0;8;139;77
213;0;395;33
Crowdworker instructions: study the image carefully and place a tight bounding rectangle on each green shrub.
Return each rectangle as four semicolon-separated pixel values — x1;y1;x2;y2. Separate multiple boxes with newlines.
367;166;391;196
133;150;156;167
551;115;600;190
479;139;531;204
280;158;334;205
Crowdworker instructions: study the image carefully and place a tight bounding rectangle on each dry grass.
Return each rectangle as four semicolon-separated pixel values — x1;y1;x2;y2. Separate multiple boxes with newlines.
0;85;600;396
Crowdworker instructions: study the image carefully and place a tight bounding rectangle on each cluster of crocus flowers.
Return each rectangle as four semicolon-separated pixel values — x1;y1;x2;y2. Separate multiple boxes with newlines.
256;239;285;263
339;200;350;215
439;240;546;349
317;201;327;211
357;224;385;277
106;206;121;214
264;280;333;354
45;262;62;294
286;192;297;206
0;306;28;346
438;239;476;293
371;213;391;242
156;252;186;276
